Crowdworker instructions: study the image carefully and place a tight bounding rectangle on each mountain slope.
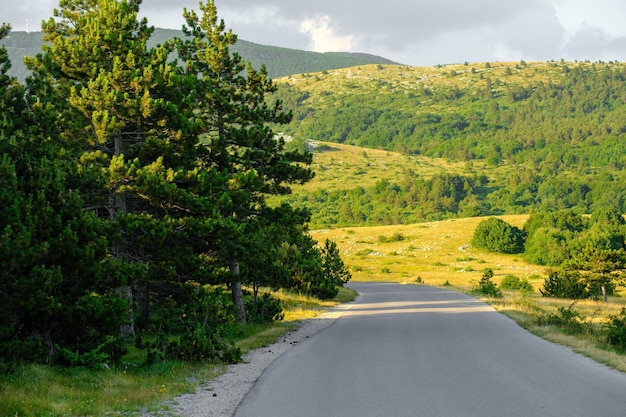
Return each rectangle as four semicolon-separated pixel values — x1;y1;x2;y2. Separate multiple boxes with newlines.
0;28;397;82
275;61;626;168
274;62;626;227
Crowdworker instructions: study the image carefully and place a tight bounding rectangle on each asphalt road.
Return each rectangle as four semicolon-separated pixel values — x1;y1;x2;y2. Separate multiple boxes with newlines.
234;282;626;417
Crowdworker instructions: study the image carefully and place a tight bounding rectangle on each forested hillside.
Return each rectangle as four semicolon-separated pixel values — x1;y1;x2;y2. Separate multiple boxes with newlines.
0;28;396;82
276;62;626;227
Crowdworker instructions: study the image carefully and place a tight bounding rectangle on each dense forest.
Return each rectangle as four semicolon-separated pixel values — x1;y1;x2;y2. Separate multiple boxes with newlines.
0;1;351;372
0;28;396;83
275;62;626;228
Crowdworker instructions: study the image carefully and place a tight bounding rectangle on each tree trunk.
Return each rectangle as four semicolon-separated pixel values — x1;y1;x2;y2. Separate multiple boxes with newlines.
116;285;135;337
137;284;150;329
229;257;247;324
111;132;135;336
602;284;608;303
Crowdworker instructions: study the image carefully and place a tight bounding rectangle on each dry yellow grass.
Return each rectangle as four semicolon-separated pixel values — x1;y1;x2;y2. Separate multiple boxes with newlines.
310;215;540;289
290;141;509;194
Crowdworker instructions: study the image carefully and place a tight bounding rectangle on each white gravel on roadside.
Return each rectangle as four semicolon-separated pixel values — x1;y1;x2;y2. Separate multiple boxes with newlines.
142;308;348;417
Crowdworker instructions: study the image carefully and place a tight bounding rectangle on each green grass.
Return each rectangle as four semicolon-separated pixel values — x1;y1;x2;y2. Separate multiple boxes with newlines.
288;141;505;194
0;361;214;416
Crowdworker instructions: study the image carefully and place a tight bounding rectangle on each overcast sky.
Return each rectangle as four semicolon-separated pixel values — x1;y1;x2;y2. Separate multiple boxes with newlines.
4;0;626;66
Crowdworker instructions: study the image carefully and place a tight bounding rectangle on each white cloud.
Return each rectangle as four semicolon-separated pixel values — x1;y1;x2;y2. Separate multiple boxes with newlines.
299;15;353;53
550;0;626;40
7;0;626;66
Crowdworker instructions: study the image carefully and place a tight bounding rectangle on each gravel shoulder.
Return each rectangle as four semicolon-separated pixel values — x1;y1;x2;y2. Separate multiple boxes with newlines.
142;308;348;417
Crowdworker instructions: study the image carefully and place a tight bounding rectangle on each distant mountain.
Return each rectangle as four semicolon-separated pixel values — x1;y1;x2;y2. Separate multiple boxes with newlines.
0;28;397;82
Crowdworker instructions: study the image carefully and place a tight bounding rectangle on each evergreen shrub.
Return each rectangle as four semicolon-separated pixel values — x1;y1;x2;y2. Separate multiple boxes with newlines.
540;270;587;299
500;274;534;292
606;308;626;350
472;217;525;254
245;293;284;324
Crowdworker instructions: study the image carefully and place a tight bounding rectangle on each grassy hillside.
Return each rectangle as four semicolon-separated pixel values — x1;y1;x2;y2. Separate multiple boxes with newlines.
310;215;536;286
275;62;626;226
275;60;626;165
0;29;396;82
287;141;512;193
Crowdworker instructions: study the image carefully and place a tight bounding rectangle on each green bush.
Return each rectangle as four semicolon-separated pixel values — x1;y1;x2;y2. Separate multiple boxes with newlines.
523;227;571;266
472;217;525;254
606;308;626;350
540;270;588;299
500;274;534;292
472;268;502;298
245;293;284;324
540;304;584;334
137;283;240;364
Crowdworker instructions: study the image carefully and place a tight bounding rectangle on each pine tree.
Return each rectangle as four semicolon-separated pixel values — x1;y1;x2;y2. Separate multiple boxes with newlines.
176;1;314;323
26;0;208;335
1;23;126;368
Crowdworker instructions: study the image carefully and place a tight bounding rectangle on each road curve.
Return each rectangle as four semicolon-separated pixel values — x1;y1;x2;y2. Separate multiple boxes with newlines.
234;282;626;417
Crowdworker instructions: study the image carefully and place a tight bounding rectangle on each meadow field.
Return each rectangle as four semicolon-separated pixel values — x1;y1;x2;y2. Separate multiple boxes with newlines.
310;214;536;287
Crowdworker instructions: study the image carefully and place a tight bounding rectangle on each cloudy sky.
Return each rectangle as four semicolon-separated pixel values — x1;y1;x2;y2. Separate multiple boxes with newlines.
5;0;626;66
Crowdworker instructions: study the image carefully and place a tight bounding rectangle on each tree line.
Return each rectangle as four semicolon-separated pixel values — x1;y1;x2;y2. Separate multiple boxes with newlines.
0;0;350;372
281;166;626;230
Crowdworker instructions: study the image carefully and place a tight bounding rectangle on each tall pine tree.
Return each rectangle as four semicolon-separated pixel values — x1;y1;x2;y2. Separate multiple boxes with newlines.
176;1;315;323
26;0;211;335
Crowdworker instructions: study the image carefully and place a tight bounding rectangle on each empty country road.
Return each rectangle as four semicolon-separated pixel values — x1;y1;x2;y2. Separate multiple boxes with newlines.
234;282;626;417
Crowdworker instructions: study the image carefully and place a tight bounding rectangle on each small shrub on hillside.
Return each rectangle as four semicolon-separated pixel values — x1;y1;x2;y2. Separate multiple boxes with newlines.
540;304;584;334
606;308;626;351
473;268;503;298
500;274;534;292
472;217;525;254
378;232;404;243
355;248;374;256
